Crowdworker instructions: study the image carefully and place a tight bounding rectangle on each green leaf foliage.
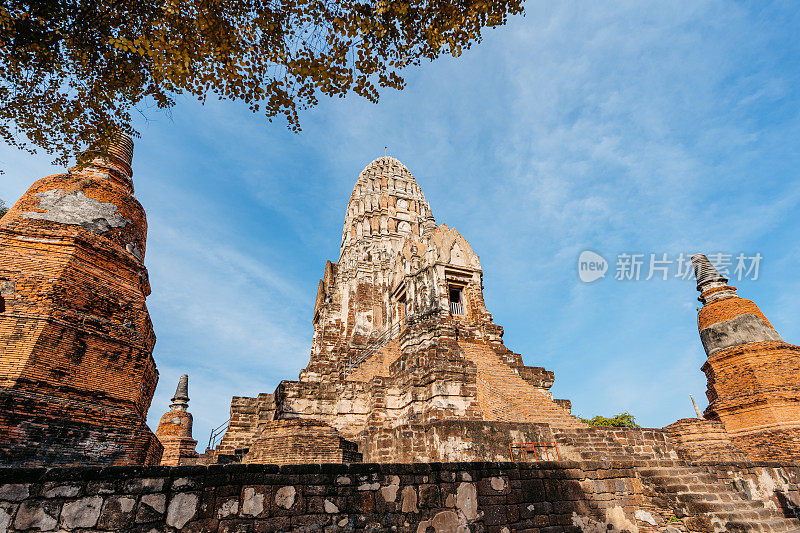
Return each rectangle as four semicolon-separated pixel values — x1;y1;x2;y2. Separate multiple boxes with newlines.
580;411;641;428
0;0;524;165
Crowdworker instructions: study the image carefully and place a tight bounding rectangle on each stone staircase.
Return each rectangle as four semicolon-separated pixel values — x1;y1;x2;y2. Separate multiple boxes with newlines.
553;428;800;532
639;463;800;532
458;342;585;429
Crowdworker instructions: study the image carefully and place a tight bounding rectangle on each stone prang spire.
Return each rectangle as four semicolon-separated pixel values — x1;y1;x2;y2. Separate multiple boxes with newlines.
170;374;190;411
690;251;800;461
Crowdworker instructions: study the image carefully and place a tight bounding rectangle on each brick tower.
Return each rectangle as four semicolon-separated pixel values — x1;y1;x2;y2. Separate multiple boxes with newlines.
155;374;198;466
692;253;800;461
213;157;582;463
0;135;162;466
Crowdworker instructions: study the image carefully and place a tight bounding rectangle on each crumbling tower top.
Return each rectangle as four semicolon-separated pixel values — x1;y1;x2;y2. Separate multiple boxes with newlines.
339;156;436;264
170;374;190;412
76;132;136;192
691;253;728;293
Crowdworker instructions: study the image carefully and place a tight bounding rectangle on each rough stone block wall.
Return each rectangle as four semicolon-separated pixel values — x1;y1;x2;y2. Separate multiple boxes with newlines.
0;461;653;532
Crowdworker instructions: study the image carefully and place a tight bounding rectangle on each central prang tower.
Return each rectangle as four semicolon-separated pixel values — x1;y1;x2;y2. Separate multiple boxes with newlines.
213;157;582;464
304;156;436;378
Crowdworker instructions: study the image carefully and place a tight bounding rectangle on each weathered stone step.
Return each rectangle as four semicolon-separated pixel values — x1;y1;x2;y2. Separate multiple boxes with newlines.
686;499;766;513
644;474;726;487
705;509;799;527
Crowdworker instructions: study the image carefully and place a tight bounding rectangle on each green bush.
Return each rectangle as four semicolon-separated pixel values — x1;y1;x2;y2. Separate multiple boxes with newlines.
0;199;7;219
579;411;641;428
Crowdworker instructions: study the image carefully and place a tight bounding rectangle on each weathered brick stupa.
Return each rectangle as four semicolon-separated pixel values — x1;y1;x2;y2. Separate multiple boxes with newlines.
0;135;162;466
691;253;800;461
210;156;585;464
155;374;198;466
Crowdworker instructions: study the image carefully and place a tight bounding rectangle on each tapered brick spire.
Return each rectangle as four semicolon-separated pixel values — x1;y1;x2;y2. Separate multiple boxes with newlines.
690;395;704;419
156;374;198;466
690;253;781;353
170;374;190;411
0;132;161;466
691;251;800;461
691;253;727;292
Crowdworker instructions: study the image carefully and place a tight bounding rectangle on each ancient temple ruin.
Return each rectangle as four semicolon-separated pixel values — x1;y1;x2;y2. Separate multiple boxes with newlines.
691;253;800;461
155;374;198;466
207;156;584;465
2;146;800;532
202;157;800;471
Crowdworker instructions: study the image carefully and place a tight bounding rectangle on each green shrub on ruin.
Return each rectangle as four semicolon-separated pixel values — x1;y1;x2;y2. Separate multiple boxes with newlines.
580;411;641;428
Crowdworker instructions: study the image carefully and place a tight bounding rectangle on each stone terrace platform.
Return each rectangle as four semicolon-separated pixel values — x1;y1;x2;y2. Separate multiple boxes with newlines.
0;460;798;532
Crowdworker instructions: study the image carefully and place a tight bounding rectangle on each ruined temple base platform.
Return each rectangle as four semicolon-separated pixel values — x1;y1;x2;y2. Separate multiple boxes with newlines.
242;419;362;466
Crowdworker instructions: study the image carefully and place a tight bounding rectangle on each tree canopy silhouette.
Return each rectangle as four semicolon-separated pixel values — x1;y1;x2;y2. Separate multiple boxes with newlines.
0;0;524;164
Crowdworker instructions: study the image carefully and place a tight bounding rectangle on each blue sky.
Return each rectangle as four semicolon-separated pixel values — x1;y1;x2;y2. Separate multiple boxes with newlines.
2;0;800;450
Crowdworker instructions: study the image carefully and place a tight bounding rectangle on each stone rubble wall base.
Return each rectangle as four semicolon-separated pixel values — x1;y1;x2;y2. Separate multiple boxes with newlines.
0;460;798;532
0;461;645;533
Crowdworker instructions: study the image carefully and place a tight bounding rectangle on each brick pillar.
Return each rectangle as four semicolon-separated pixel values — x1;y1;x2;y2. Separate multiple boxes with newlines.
692;253;800;461
0;134;163;466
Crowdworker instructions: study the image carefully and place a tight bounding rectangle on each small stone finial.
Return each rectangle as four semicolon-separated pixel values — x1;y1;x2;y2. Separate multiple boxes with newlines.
690;394;704;419
170;374;189;411
691;253;727;292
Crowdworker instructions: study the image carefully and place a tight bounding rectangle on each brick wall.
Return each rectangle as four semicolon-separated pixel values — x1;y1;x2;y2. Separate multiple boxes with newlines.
242;419;362;465
663;418;750;463
553;427;679;463
699;462;800;519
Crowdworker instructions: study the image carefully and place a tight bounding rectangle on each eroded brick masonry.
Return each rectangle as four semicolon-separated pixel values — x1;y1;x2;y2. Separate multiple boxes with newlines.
0;136;161;466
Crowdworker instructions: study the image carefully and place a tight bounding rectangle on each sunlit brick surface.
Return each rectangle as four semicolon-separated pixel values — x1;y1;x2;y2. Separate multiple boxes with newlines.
693;257;800;462
0;138;162;466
